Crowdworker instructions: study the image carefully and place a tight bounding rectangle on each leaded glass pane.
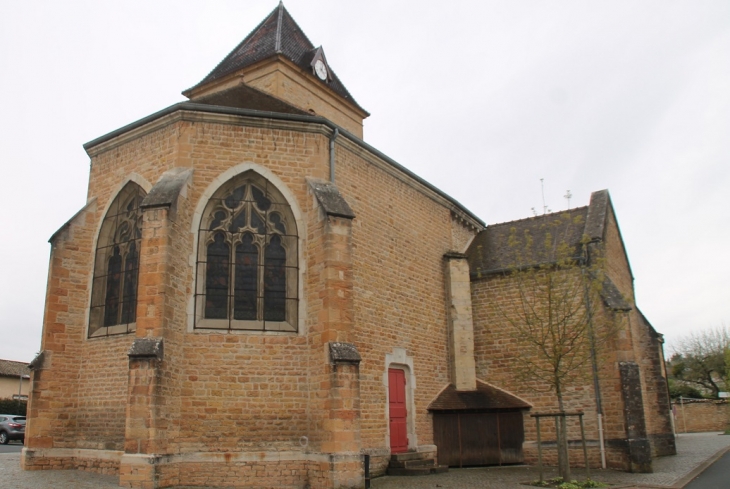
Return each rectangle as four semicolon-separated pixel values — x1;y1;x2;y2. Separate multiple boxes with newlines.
251;210;265;234
229;210;247;232
210;210;227;230
234;234;258;320
104;246;122;327
205;233;230;319
121;242;138;324
251;185;272;211
224;185;246;209
264;235;286;322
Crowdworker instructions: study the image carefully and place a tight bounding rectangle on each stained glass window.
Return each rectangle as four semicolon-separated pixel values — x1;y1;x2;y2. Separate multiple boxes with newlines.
195;172;297;332
89;182;146;337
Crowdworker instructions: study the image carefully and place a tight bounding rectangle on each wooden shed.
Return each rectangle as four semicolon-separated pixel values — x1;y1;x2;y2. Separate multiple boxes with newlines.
428;380;531;467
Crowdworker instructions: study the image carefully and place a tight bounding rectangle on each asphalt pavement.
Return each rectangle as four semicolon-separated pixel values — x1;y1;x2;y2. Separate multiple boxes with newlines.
0;432;728;488
684;449;730;489
0;441;22;454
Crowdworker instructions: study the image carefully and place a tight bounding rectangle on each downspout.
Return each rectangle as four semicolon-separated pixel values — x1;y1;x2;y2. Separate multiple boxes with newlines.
581;244;607;469
658;337;677;436
329;127;339;183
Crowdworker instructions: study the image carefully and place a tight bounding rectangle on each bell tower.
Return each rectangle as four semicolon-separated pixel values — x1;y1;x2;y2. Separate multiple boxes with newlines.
183;2;369;138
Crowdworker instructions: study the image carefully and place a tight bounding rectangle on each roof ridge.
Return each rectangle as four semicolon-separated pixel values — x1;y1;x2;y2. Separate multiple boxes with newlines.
274;1;284;53
486;205;588;229
185;5;281;95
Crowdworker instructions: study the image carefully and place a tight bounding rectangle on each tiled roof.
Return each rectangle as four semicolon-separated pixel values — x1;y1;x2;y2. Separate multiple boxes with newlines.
0;359;30;378
186;3;366;114
467;206;590;275
428;380;532;411
193;84;308;115
467;190;615;276
467;189;633;312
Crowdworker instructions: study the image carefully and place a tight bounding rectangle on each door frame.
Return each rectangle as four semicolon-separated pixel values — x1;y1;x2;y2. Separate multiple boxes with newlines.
384;347;417;451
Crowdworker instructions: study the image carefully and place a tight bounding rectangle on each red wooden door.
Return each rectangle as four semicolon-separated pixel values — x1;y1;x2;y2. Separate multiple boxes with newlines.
388;368;408;453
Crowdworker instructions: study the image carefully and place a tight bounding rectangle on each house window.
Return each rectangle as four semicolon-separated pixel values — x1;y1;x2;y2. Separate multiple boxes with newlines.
89;183;146;337
194;172;298;332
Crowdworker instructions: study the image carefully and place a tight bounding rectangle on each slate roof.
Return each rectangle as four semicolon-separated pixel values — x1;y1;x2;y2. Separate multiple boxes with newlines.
0;359;30;378
466;189;633;312
428;380;532;411
467;206;590;275
185;3;367;114
193;84;308;115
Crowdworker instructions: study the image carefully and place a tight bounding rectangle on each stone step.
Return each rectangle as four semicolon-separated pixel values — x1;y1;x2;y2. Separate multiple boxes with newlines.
386;467;432;476
386;465;450;476
389;451;433;462
388;458;436;469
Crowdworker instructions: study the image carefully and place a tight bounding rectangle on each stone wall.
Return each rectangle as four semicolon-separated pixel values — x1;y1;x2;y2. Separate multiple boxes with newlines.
600;206;675;458
471;270;634;470
673;400;729;433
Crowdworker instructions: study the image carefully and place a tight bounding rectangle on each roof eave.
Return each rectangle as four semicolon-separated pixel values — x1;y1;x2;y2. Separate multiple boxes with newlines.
82;102;484;228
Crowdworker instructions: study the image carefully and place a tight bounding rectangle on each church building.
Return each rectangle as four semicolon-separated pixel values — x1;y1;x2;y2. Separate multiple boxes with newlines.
22;4;674;488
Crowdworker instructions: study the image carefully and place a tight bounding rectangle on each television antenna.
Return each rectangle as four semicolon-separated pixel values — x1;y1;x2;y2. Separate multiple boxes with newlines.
540;178;550;214
564;190;572;209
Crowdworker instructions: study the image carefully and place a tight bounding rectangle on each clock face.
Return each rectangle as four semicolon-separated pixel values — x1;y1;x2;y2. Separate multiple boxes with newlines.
314;59;327;80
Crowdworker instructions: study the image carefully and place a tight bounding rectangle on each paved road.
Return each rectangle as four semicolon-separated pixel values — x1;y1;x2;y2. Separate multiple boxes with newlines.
0;442;22;454
0;432;728;488
684;449;730;489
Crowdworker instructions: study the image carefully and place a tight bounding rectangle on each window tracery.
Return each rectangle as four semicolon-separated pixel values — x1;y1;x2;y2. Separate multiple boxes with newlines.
195;172;298;332
89;183;145;337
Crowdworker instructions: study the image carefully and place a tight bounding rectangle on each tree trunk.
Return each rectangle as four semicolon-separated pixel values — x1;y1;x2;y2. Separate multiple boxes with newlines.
556;387;571;481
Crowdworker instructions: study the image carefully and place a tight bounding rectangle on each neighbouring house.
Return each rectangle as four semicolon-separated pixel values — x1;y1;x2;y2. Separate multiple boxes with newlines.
0;359;30;401
22;4;675;488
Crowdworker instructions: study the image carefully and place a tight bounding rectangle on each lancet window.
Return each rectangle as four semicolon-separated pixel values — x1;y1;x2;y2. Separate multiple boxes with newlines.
195;172;298;332
89;183;146;337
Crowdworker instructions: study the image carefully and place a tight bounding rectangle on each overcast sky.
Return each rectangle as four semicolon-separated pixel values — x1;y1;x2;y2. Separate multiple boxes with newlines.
0;1;728;363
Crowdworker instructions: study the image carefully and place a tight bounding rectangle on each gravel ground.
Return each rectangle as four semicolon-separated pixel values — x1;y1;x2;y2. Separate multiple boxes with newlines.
1;432;728;488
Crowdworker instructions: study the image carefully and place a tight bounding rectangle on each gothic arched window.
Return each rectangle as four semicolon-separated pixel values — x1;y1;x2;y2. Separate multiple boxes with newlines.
194;172;298;332
89;182;146;337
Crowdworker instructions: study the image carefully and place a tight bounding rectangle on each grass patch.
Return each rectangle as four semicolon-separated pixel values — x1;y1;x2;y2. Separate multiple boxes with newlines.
529;477;608;488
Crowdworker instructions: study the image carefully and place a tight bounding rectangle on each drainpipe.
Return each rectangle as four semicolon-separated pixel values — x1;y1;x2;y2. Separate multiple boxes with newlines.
329;127;339;183
581;246;607;469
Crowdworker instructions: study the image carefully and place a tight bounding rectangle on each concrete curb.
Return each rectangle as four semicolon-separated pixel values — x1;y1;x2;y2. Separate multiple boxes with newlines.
609;443;730;489
670;444;730;489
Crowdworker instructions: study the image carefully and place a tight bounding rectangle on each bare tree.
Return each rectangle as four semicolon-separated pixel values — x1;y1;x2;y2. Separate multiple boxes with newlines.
492;213;621;480
670;325;729;399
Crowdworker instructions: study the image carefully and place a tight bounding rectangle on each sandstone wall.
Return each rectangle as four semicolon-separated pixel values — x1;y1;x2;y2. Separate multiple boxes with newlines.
673;400;729;433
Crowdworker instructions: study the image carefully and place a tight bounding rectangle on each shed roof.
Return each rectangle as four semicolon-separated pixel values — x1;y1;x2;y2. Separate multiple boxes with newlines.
428;380;532;411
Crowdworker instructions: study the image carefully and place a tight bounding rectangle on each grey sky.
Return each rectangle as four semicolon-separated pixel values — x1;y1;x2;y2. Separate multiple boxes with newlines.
0;0;728;362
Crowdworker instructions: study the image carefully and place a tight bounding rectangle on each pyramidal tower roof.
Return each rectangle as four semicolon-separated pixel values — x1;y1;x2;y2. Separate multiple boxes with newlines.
184;2;366;115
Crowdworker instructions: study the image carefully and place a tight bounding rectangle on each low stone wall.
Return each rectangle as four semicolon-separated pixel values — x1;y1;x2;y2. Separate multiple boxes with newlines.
672;399;729;433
